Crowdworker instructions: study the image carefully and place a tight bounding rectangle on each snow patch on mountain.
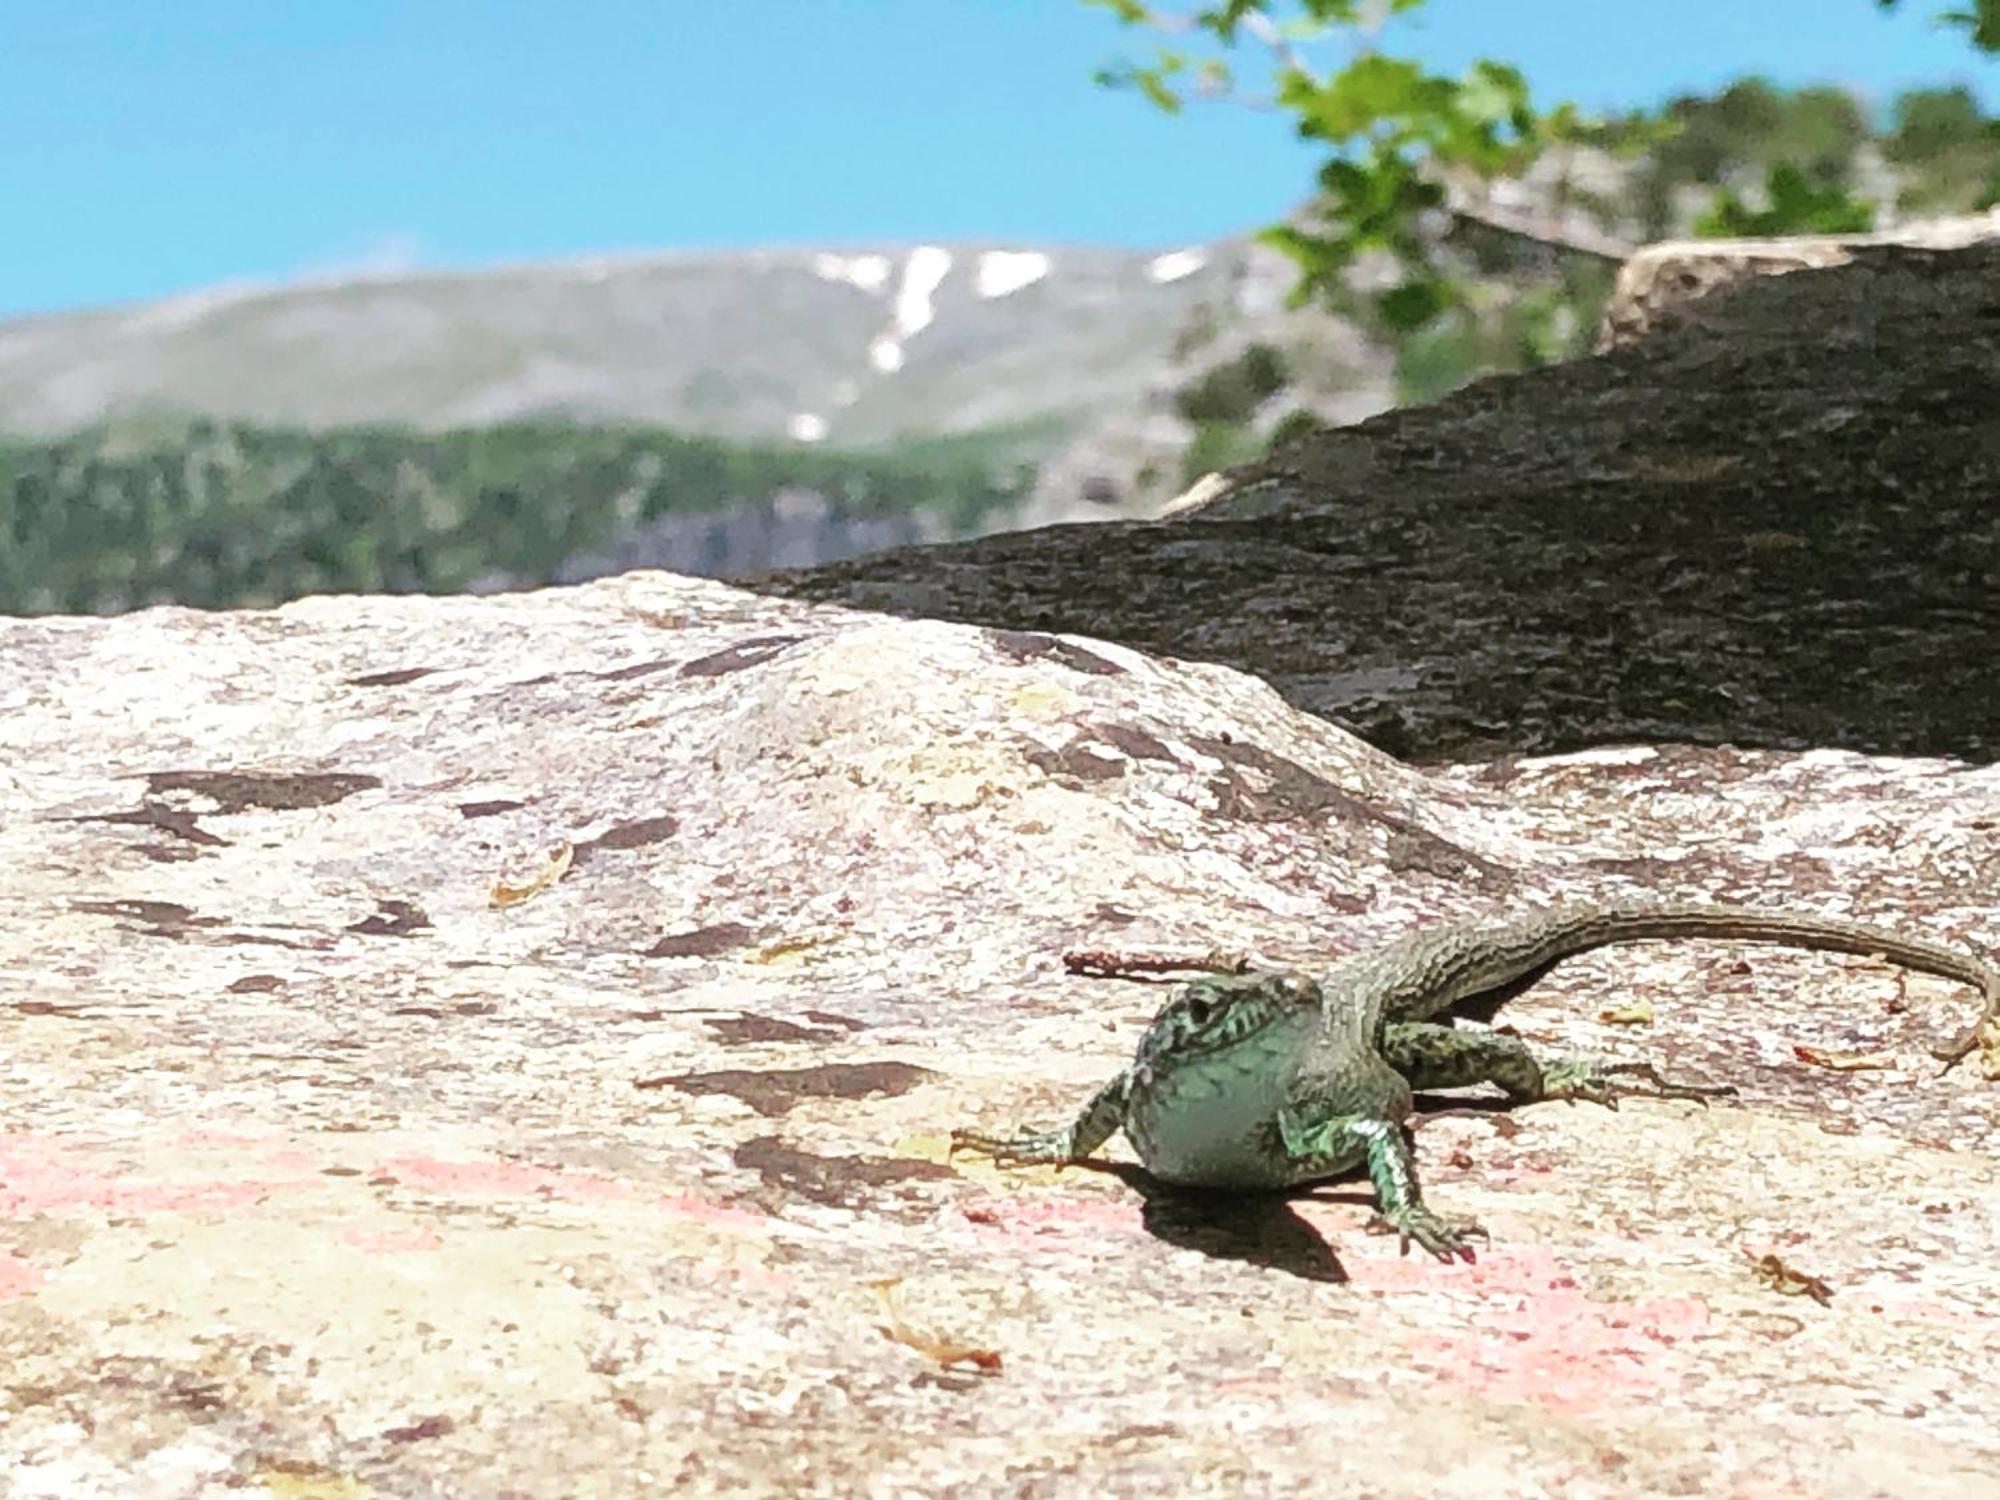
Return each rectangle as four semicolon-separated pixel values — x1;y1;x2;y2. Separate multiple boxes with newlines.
1147;249;1206;284
812;253;894;294
976;251;1051;298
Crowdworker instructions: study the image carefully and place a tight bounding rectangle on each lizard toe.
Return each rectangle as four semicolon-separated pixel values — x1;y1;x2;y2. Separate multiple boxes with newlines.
949;1128;1071;1167
1544;1057;1729;1108
1375;1205;1487;1262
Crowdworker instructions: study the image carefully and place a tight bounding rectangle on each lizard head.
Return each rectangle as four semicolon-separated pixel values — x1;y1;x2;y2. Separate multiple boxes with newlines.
1135;970;1323;1067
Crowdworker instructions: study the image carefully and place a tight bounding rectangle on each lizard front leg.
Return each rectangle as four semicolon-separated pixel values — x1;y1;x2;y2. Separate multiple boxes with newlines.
1278;1107;1486;1261
1382;1021;1733;1107
951;1074;1130;1167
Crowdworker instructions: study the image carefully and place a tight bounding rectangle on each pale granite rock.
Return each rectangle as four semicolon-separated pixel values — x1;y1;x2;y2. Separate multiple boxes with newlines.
1;573;1996;1496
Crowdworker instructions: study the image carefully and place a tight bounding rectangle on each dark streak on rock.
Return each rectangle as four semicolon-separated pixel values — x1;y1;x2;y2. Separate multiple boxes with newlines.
382;1415;455;1444
228;975;286;993
633;1061;934;1117
1092;722;1179;763
458;799;527;819
1189;733;1514;888
989;630;1125;677
346;666;439;688
1382;829;1506;886
594;817;680;849
596;656;681;682
706;1014;839;1045
803;1010;867;1031
14;1001;89;1018
678;635;806;678
66;804;228;847
143;769;381;813
574;815;679;866
646;922;757;959
167;1377;226;1414
138;842;207;863
346;899;432;938
71;899;223;936
1019;739;1127;783
1585;855;1683;880
733;1136;956;1210
214;931;327;952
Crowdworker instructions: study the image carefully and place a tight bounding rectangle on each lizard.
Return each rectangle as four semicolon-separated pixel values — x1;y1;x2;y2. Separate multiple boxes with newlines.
950;902;2000;1260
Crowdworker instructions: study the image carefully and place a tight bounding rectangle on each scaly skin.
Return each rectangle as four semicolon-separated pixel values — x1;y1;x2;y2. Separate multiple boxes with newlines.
952;902;2000;1261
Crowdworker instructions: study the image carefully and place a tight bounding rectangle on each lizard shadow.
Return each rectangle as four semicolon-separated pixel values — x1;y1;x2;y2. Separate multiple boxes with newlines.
1071;1160;1371;1284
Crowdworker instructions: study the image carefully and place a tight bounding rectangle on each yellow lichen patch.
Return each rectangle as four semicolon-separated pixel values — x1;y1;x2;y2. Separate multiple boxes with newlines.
258;1471;372;1499
1010;682;1080;721
1791;1045;1898;1072
747;933;838;967
893;1130;957;1165
895;742;1015;810
906;771;996;810
489;841;573;908
1979;1020;2000;1081
1599;1001;1655;1026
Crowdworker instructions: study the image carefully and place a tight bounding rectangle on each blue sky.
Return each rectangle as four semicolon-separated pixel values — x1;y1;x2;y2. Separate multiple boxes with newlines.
3;0;1994;319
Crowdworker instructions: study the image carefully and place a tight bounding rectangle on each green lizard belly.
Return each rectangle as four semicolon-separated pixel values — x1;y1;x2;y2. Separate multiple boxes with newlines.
1125;1046;1363;1191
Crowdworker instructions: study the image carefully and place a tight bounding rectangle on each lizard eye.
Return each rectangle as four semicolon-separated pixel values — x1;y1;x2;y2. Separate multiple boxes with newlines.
1184;996;1214;1028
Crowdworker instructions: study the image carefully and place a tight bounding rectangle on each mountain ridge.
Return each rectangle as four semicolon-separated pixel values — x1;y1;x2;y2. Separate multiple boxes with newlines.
0;239;1267;449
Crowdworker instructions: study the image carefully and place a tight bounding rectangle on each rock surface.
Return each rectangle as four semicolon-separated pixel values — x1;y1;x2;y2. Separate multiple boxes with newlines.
1597;208;2000;349
767;241;2000;765
3;573;1997;1496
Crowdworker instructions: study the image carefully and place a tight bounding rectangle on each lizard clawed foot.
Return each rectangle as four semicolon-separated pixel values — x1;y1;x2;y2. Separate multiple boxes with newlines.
1542;1057;1735;1109
1369;1204;1488;1263
949;1128;1075;1168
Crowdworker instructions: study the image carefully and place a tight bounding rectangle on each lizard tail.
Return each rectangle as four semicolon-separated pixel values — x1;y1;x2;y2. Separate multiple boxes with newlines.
1382;901;2000;1071
1592;904;2000;1069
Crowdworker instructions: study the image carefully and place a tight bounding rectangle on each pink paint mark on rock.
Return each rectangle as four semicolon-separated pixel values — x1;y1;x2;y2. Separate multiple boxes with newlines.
373;1155;638;1202
959;1195;1147;1243
0;1132;313;1216
125;1180;301;1212
1356;1247;1714;1411
342;1228;446;1254
687;1260;800;1292
171;1130;268;1150
0;1254;45;1298
1343;1241;1581;1295
1600;1295;1711;1344
656;1193;783;1232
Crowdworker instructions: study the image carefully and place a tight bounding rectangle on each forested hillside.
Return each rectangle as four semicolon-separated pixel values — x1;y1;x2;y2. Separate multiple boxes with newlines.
0;420;1030;615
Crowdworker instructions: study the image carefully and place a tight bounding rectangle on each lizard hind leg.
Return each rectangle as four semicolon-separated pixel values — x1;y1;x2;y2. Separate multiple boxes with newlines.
1382;1021;1733;1107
